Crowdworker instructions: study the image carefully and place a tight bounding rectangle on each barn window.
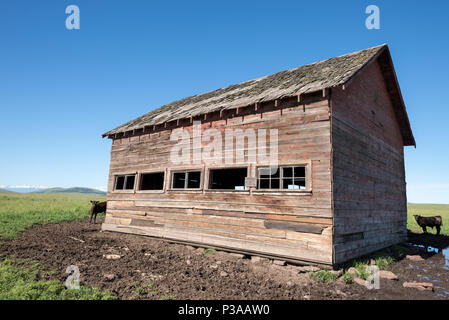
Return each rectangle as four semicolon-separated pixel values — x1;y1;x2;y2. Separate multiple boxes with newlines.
139;172;165;190
115;176;125;190
114;174;136;190
171;170;202;189
209;168;247;190
257;166;307;190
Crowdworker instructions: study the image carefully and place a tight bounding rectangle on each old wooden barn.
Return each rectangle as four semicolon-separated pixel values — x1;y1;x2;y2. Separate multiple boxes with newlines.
101;44;415;266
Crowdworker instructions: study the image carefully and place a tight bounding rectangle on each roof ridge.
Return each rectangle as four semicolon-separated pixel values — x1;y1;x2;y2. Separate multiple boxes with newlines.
103;44;387;137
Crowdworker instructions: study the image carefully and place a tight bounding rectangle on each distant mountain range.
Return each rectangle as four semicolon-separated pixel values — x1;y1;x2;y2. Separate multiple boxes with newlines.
32;187;106;195
0;187;106;195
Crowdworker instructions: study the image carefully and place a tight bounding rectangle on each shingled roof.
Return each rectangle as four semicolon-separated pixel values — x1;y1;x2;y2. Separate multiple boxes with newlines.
103;44;415;146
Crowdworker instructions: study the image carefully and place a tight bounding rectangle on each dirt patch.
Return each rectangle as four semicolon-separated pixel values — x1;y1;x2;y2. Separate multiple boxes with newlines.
0;220;448;300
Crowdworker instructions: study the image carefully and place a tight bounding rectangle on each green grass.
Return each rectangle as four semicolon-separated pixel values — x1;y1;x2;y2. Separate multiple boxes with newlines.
309;270;338;282
342;271;353;284
0;258;115;300
0;193;112;300
352;261;370;279
135;287;147;295
0;192;105;238
374;256;394;269
204;248;216;255
345;243;406;280
129;283;158;299
407;203;449;235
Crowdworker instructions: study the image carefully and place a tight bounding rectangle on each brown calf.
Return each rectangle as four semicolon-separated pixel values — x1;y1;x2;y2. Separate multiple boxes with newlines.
413;215;443;235
90;201;107;224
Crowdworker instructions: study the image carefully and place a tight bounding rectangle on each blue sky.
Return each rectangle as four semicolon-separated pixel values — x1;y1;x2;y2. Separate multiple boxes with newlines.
0;0;448;203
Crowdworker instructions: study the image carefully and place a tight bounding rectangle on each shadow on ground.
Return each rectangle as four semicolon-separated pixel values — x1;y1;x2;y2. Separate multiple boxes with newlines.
407;230;449;250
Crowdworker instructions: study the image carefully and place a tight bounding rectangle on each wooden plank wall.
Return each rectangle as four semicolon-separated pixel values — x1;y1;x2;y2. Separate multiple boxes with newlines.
331;60;408;264
102;98;334;265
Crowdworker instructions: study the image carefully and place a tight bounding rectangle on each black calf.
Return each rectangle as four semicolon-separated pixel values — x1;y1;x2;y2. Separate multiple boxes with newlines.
413;215;443;235
90;201;107;224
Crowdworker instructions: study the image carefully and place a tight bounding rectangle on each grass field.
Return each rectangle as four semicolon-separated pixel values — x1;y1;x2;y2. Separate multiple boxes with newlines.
407;203;449;235
0;192;109;299
0;258;115;300
0;192;105;238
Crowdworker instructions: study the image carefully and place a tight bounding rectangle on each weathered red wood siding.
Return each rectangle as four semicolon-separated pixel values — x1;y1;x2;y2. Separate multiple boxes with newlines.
102;98;334;265
331;60;407;264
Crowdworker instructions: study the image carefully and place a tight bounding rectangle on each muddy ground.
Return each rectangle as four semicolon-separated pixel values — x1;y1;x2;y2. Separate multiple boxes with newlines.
0;218;448;300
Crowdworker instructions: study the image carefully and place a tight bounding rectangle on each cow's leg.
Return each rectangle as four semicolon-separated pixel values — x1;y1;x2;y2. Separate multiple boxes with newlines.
93;213;97;224
422;226;427;233
436;225;441;235
89;212;93;224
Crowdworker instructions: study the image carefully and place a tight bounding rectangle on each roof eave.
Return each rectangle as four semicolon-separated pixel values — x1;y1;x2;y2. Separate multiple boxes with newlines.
379;46;416;147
